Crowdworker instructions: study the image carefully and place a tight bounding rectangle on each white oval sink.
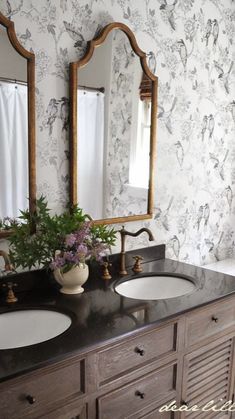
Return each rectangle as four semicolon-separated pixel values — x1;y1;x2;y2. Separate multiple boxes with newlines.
0;309;72;350
115;275;196;300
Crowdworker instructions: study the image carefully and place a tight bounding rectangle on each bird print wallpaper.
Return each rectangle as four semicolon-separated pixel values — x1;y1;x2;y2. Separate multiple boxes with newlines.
0;0;234;267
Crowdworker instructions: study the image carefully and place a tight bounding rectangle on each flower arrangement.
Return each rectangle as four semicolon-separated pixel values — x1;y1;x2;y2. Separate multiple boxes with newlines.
9;196;116;272
50;221;111;273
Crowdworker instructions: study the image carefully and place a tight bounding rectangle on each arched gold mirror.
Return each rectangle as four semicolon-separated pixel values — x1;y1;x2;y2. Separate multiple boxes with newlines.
70;22;157;225
0;12;36;238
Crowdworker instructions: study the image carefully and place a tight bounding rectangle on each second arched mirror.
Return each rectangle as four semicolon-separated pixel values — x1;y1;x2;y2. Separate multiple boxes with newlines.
69;22;157;225
0;12;36;237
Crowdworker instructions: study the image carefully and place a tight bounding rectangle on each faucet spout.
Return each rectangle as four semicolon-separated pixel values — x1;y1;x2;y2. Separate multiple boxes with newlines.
0;250;12;271
119;226;154;275
121;227;154;241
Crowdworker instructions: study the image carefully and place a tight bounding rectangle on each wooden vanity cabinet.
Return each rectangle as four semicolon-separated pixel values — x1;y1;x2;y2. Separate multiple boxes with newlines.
1;295;235;419
0;320;180;419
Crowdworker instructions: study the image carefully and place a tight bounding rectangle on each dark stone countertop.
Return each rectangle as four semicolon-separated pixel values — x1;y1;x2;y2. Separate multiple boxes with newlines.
1;244;235;384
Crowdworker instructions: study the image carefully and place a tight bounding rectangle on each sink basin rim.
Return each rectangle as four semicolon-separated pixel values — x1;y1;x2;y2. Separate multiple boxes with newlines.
114;271;197;287
0;307;73;350
114;272;197;301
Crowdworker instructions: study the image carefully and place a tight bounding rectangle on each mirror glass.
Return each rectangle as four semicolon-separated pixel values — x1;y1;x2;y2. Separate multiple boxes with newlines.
0;24;28;224
76;28;154;221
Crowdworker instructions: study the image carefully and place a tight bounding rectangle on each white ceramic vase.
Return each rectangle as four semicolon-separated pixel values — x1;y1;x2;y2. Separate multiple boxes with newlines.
53;263;89;295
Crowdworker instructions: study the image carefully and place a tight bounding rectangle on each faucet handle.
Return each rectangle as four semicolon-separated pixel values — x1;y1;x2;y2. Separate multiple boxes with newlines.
2;282;18;303
132;256;144;273
101;262;112;280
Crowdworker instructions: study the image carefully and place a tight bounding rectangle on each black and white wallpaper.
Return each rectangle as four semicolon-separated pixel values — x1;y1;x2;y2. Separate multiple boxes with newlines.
0;0;234;265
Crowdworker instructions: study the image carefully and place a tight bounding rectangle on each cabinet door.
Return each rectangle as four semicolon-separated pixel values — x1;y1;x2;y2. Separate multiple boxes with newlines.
181;336;235;419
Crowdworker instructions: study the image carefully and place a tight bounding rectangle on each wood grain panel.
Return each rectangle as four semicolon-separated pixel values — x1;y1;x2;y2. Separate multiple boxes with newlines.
97;362;177;419
1;358;85;419
130;401;175;419
181;338;234;419
185;300;235;347
34;400;88;419
98;322;177;384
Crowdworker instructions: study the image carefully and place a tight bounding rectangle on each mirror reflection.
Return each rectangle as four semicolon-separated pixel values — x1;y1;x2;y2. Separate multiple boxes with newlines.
77;28;153;220
0;24;28;221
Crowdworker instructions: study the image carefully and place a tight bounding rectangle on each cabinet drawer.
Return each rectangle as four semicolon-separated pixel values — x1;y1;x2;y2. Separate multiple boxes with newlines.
129;400;175;419
185;299;235;347
1;357;85;419
38;400;88;419
98;322;177;384
97;362;177;419
136;405;174;419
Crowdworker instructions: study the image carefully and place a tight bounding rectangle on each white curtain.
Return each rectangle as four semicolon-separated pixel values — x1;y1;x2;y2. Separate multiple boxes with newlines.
77;90;105;219
0;82;28;219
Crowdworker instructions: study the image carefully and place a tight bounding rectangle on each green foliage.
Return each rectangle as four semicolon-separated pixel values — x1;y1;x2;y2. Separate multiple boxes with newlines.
91;224;116;247
9;196;117;270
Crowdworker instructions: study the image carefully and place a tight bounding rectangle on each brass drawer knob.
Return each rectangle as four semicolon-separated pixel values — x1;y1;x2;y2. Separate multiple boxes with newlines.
212;316;218;323
26;395;36;404
135;347;145;356
135;390;145;399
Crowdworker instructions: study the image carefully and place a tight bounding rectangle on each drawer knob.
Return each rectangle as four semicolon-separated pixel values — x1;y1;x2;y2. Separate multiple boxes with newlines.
135;347;145;356
212;316;218;323
26;395;36;404
135;390;145;399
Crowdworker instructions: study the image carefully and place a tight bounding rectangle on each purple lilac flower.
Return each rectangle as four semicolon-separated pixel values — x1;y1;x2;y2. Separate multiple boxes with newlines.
65;233;77;247
64;251;77;263
50;256;65;270
75;222;92;243
50;221;111;271
76;244;88;262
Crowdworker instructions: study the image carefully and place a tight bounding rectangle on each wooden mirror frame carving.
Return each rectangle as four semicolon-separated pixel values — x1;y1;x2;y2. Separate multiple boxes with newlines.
70;22;158;225
0;12;36;238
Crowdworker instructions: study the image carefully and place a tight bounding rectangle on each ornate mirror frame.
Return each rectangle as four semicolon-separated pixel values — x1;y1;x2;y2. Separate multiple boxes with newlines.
0;12;36;238
69;22;158;225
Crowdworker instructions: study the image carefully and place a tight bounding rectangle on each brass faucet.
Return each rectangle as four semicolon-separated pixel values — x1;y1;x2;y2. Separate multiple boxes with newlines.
119;226;154;275
0;250;12;272
2;282;18;303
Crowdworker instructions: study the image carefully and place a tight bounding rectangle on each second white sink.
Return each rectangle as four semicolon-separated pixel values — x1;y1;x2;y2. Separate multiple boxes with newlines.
115;275;196;300
0;309;72;350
